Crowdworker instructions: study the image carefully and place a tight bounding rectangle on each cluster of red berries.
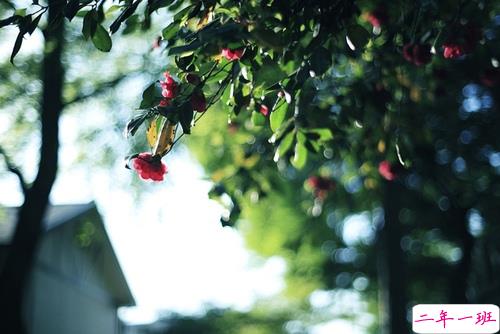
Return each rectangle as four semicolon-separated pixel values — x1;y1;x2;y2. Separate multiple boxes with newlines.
306;175;336;199
159;72;178;107
365;7;482;63
402;43;432;66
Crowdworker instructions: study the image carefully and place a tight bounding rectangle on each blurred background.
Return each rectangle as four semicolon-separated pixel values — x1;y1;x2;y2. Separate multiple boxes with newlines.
1;1;500;334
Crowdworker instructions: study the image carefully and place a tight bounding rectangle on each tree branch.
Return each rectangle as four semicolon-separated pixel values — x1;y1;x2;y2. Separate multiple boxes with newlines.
0;146;27;195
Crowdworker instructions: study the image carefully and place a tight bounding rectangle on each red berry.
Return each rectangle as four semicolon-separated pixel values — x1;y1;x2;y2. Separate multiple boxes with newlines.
480;68;500;87
306;175;335;199
191;92;207;112
403;43;415;63
259;104;269;117
221;48;244;61
366;6;388;28
443;43;465;59
186;73;201;85
412;44;432;66
403;43;432;65
378;160;397;181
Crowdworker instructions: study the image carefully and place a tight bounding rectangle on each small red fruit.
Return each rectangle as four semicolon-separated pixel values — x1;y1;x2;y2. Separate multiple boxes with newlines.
378;160;397;181
366;6;388;28
221;48;244;61
191;92;207;112
443;43;465;59
259;104;269;117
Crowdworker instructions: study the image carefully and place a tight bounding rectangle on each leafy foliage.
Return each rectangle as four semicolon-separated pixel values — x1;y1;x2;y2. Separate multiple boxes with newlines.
3;0;500;332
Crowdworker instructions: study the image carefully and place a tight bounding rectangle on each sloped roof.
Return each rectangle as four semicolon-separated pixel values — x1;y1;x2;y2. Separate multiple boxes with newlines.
0;202;135;307
0;203;95;244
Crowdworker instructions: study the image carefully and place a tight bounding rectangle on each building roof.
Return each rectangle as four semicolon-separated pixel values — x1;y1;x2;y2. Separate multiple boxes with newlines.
0;203;95;243
0;202;135;307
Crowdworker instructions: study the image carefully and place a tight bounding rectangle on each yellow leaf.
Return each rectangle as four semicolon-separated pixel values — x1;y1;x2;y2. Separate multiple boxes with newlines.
146;117;158;148
154;120;177;157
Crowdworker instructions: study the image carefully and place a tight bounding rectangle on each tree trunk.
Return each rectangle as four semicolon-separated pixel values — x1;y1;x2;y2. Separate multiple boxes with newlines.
449;207;473;303
377;181;409;334
0;3;64;333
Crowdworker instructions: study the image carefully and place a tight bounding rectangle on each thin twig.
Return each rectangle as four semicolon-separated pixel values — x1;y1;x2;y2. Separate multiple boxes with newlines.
0;146;27;194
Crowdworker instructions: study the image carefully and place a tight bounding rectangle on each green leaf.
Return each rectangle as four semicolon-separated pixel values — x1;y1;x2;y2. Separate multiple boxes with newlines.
109;1;140;33
147;0;175;14
251;111;266;127
173;4;194;22
346;25;370;51
270;101;288;132
175;54;194;71
306;128;333;141
0;15;21;28
254;57;286;88
251;27;287;50
309;47;332;76
139;83;157;109
125;112;149;137
10;31;24;64
162;22;178;40
64;0;81;21
291;140;308;169
106;5;121;15
91;24;112;52
168;40;203;55
27;13;42;35
179;104;194;134
82;11;96;40
14;8;26;16
276;131;295;159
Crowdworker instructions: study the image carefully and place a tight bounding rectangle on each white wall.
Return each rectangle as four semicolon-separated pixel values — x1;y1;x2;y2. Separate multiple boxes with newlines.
23;215;121;334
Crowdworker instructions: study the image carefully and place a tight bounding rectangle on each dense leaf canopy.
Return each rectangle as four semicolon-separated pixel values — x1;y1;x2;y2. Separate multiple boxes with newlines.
2;0;500;333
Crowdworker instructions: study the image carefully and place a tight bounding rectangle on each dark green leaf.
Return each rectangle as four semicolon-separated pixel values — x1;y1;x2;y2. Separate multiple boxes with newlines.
0;15;21;28
10;31;24;64
179;104;194;134
147;0;175;14
64;0;81;21
125;113;149;137
109;0;140;34
27;13;42;35
254;57;286;88
82;10;97;40
173;4;194;22
346;25;370;51
139;83;157;109
168;40;203;55
175;54;194;71
309;47;332;76
91;24;112;52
